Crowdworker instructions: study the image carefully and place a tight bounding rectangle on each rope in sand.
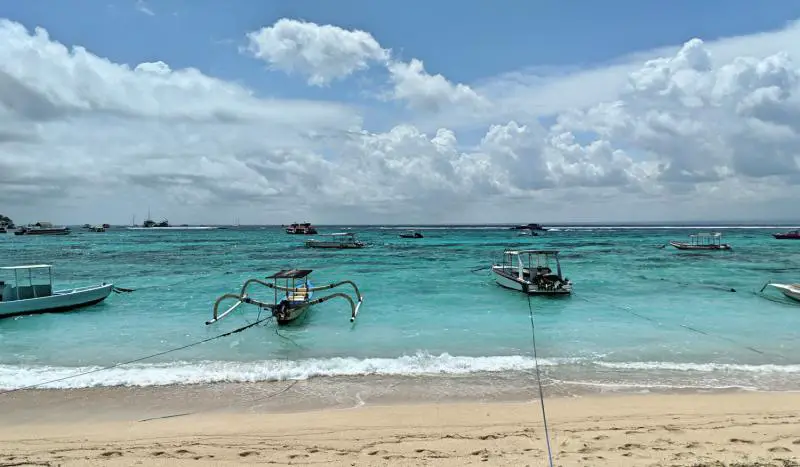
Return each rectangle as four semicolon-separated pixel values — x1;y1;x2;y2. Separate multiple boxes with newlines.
526;294;555;467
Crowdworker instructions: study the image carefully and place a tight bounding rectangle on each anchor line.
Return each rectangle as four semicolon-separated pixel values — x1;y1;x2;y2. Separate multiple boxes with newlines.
526;294;555;467
573;294;784;360
0;316;275;396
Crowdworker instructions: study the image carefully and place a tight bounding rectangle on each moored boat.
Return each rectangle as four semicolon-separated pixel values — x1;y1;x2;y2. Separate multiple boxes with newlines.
762;283;800;302
0;264;113;319
285;222;318;234
208;268;363;326
669;232;731;250
305;232;365;249
399;230;423;238
773;229;800;240
492;249;572;295
14;222;71;236
510;223;548;231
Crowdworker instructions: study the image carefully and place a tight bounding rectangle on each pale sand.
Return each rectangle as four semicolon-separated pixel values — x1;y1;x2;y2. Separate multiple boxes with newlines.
2;391;799;466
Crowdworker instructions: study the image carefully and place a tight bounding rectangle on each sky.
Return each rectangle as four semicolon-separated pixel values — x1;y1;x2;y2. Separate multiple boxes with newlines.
2;1;800;225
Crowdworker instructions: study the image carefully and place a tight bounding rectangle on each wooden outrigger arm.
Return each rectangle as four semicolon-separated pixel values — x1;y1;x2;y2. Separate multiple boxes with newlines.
207;279;364;325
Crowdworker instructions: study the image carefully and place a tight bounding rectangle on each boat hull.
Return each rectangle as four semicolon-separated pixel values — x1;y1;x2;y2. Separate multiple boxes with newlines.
770;284;800;302
669;241;731;250
305;241;365;249
274;303;312;325
491;267;572;296
0;283;113;319
773;234;800;240
14;228;71;236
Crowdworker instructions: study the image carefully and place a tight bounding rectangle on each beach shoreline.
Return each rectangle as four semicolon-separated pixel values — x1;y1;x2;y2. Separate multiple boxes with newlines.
2;389;799;466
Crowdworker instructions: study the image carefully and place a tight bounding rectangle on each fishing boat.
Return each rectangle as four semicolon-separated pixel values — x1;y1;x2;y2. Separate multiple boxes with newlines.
285;222;318;234
0;264;114;319
761;283;800;302
14;222;71;236
399;230;423;238
305;232;366;249
89;225;106;232
773;229;800;240
207;269;364;326
669;232;731;250
492;250;572;295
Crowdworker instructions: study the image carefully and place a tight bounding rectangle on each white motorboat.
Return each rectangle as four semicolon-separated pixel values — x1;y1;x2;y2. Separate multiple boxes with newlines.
764;283;800;302
0;264;113;319
492;249;572;295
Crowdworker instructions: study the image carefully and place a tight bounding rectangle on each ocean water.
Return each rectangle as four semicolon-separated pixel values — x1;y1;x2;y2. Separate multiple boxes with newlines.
1;225;800;394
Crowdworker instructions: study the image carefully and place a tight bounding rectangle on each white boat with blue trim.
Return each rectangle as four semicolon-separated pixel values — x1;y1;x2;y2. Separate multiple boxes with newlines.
0;264;113;319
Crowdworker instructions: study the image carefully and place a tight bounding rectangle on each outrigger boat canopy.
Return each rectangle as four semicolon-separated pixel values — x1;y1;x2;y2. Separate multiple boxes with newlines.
266;269;312;279
207;268;364;326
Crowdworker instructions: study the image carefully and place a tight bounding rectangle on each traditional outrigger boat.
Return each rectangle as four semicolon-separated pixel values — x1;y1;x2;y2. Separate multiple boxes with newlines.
760;282;800;302
669;232;731;250
207;269;364;326
491;250;572;295
0;264;114;319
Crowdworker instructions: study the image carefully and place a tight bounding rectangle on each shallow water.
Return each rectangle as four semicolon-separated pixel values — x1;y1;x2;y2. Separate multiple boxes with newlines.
1;224;799;393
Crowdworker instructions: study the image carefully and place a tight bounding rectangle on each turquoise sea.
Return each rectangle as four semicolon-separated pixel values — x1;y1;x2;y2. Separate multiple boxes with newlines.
2;225;800;394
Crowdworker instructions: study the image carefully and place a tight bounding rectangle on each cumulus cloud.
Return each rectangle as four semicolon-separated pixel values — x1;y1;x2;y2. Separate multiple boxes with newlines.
245;19;486;112
3;16;800;225
245;19;389;86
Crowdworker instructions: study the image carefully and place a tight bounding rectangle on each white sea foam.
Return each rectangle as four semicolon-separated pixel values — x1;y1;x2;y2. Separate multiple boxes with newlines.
1;353;798;390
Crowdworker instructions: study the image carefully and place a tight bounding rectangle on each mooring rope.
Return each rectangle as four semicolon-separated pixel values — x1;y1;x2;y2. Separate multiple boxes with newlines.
573;294;785;360
526;294;555;467
0;316;274;395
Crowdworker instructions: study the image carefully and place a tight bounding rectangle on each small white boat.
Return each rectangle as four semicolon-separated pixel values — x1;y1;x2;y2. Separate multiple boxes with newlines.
764;283;800;302
305;232;366;249
669;232;731;250
0;264;113;319
492;250;572;295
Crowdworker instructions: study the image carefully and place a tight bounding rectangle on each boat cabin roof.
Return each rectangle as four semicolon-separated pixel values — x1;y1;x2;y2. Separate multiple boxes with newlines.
325;232;355;236
0;264;53;270
504;249;559;256
267;269;312;279
690;232;721;237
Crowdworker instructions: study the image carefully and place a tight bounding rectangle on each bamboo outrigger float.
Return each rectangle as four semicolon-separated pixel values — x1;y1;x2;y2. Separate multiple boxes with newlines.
207;269;364;326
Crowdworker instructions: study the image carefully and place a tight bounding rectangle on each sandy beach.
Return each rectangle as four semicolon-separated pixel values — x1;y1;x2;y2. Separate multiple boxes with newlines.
2;388;799;466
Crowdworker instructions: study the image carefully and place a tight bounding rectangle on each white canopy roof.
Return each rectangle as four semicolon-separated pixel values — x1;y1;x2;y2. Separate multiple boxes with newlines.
0;264;53;270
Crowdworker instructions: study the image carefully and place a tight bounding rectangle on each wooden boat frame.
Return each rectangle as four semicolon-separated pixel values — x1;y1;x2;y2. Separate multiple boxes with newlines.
491;250;572;295
208;269;364;326
669;232;731;250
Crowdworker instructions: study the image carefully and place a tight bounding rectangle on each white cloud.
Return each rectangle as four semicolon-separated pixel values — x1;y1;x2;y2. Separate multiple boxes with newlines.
245;19;486;113
387;59;488;112
135;0;154;16
245;19;389;86
3;17;800;225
